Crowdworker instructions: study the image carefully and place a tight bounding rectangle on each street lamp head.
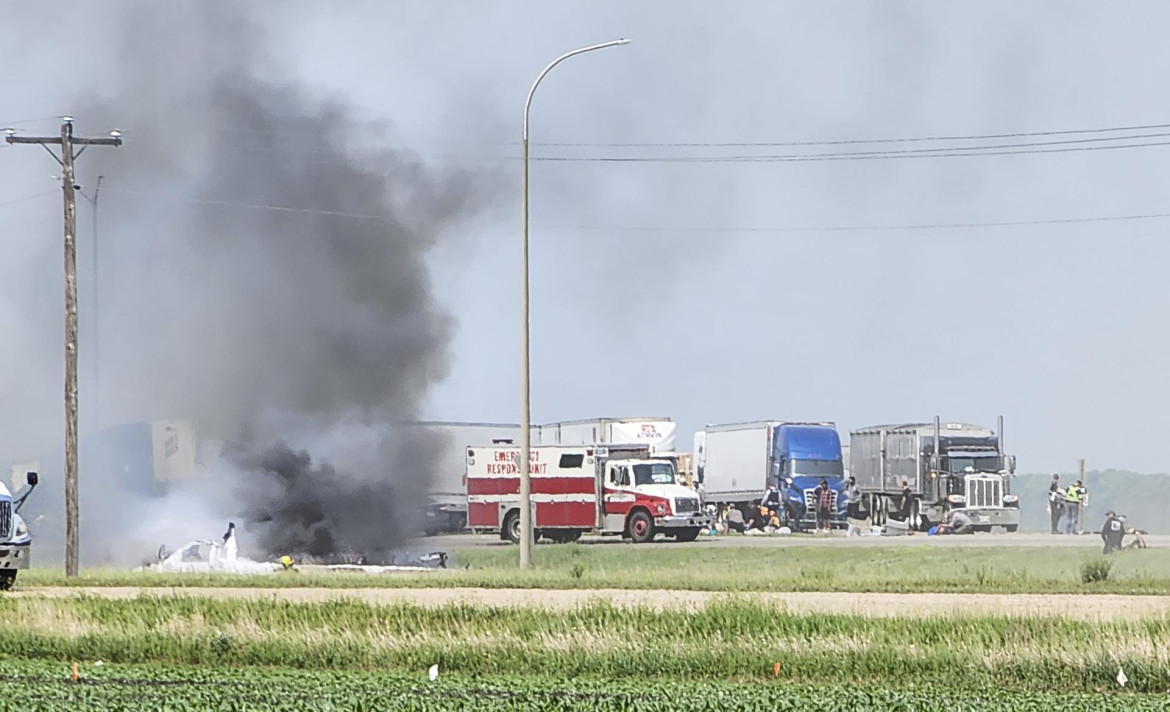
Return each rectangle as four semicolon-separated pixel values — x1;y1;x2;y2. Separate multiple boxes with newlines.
2;128;14;137
109;129;122;138
61;115;73;124
615;38;631;45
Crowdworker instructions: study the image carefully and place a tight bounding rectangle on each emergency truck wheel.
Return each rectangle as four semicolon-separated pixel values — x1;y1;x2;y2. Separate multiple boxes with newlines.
627;511;655;543
0;572;15;591
672;527;701;542
503;510;522;544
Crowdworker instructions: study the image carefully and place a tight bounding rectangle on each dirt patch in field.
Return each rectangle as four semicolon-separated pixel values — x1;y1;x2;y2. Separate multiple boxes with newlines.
18;586;1170;620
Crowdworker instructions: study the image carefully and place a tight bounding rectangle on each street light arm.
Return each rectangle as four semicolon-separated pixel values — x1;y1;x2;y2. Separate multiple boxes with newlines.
517;37;628;570
522;39;629;140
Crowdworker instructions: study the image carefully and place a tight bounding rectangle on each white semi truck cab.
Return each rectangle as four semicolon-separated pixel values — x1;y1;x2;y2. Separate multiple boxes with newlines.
0;471;37;589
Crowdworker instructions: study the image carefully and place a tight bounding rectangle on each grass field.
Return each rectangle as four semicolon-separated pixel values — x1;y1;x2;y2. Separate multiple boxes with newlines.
1;659;1164;712
1;595;1168;694
19;544;1170;594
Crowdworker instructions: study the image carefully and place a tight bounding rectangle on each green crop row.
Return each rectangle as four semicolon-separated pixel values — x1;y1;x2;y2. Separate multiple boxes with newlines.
1;595;1169;693
0;660;1161;712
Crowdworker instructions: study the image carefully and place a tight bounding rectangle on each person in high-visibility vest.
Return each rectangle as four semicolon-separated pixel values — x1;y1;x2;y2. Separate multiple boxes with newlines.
1063;480;1086;534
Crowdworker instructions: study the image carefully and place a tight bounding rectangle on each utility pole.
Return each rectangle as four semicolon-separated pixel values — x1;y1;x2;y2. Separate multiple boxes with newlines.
5;118;122;577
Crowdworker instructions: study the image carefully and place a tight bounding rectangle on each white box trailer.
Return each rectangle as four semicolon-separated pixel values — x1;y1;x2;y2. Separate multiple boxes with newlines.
536;418;677;455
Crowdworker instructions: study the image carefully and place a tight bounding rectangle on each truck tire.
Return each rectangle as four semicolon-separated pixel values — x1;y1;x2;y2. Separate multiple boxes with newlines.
672;527;701;542
1005;525;1018;533
627;511;655;543
503;510;522;544
0;572;15;591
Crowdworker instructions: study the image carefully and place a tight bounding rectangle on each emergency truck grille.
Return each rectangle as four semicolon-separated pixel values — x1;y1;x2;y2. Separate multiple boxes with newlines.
803;489;837;514
0;501;11;539
966;477;1003;509
674;497;700;515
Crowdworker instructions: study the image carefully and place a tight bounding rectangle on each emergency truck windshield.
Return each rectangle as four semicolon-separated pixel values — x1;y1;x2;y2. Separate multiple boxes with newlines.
632;462;675;486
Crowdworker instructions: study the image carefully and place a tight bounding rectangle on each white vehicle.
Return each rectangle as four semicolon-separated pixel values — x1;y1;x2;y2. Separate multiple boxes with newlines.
397;421;527;535
0;471;38;590
535;417;677;455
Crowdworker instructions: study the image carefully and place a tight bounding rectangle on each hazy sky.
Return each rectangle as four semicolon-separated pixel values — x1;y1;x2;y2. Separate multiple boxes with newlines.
3;1;1170;474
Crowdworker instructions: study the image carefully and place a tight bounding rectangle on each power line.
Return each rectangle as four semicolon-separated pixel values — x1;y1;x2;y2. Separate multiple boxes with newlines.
552;211;1170;234
99;186;391;221
0;190;57;210
531;138;1170;163
195;119;1170;149
0;115;62;129
92;183;1170;233
536;121;1170;148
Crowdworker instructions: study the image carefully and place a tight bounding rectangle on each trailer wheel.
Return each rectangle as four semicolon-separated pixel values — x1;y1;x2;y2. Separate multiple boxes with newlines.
672;527;701;543
627;511;655;543
0;572;15;591
503;510;522;544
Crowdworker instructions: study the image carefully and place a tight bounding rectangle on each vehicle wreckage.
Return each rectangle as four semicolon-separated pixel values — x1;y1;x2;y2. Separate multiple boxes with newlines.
136;522;449;574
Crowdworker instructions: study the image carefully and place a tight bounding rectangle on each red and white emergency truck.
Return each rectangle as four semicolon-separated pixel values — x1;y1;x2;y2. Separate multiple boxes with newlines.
466;444;709;544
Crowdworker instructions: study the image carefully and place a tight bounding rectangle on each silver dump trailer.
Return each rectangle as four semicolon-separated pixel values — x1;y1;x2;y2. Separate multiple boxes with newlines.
849;417;1019;532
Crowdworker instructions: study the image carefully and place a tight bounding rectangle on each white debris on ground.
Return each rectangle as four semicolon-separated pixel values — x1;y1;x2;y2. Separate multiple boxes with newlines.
137;539;279;574
134;522;450;575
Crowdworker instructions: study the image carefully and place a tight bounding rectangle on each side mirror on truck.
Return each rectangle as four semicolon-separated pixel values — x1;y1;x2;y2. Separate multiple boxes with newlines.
15;471;37;513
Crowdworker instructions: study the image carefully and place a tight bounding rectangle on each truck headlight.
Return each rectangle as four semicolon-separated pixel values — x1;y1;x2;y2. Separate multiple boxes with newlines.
15;520;26;537
947;494;966;505
1002;495;1019;503
655;502;668;515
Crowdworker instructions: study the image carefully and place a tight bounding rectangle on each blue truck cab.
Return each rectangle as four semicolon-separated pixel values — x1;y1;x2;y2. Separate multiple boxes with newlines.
770;423;847;528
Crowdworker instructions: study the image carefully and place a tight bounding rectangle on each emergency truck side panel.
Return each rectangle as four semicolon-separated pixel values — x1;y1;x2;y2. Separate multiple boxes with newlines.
466;446;597;531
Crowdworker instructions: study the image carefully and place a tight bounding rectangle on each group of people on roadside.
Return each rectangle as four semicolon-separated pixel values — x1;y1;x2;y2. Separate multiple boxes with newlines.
707;478;840;535
1047;474;1088;534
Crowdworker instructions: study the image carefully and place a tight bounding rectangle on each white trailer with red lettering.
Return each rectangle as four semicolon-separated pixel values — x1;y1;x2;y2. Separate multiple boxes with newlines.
466;444;709;544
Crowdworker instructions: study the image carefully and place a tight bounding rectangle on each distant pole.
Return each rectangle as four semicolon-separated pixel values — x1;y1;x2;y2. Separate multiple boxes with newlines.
5;119;122;577
518;38;629;569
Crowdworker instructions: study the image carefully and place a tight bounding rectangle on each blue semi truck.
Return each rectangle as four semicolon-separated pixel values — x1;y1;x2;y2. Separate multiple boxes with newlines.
695;421;848;529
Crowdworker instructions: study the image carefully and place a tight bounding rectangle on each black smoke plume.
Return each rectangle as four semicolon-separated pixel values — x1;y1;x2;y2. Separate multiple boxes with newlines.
13;2;493;564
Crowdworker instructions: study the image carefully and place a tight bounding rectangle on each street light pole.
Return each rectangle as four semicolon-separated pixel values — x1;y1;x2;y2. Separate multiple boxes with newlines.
519;38;629;569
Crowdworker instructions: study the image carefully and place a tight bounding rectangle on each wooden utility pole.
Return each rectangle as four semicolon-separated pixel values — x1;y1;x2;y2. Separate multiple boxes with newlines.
4;118;122;577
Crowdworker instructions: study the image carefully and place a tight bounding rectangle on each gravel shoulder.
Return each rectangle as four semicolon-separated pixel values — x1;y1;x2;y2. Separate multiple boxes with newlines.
20;586;1170;620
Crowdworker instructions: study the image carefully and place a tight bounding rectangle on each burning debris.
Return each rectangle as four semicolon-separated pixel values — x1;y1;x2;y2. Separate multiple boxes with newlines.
139;521;448;575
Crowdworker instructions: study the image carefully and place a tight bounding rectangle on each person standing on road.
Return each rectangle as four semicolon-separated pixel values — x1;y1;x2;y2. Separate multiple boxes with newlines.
1101;510;1125;554
814;478;833;533
762;483;782;514
897;480;913;522
1048;474;1064;534
1064;480;1085;534
844;477;863;536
